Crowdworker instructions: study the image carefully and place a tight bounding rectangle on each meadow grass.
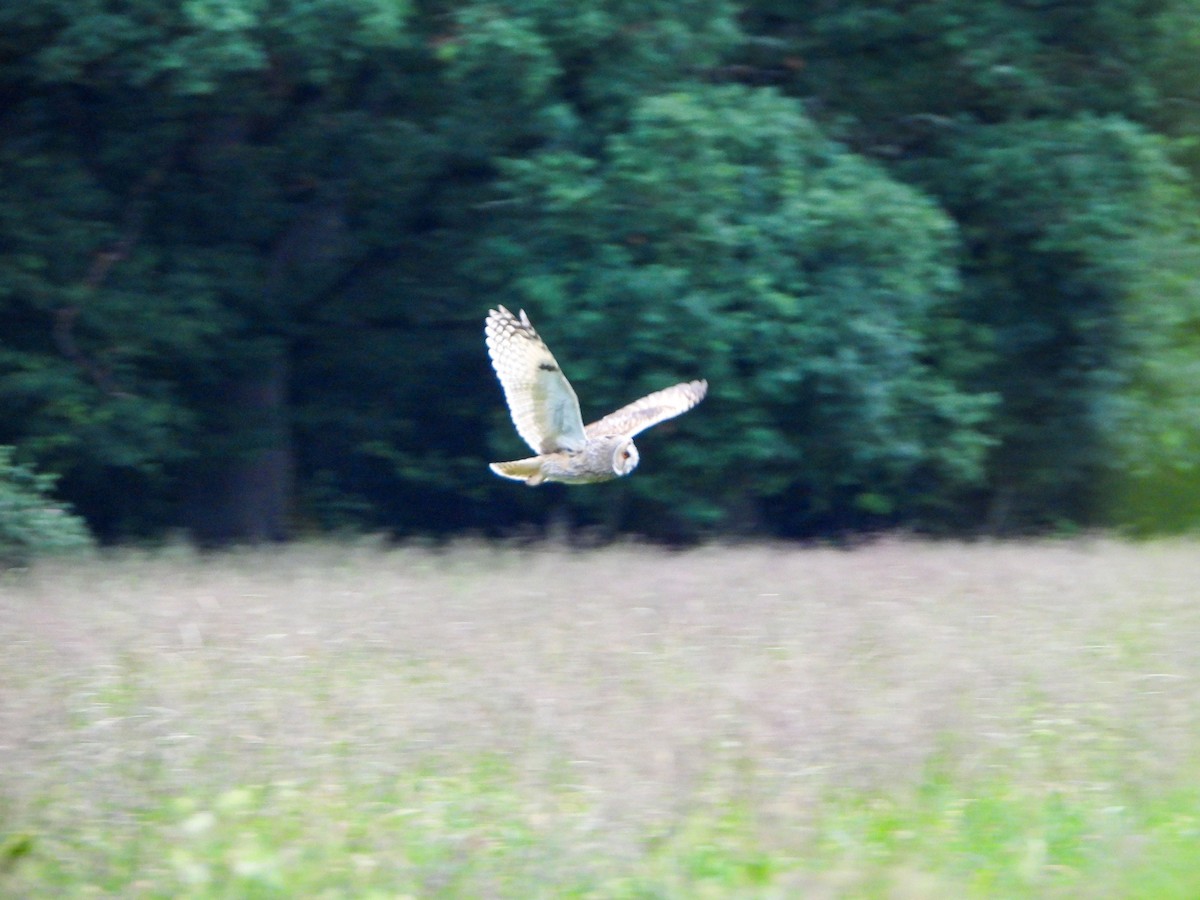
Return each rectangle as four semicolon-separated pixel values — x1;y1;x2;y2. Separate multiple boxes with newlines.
2;537;1199;897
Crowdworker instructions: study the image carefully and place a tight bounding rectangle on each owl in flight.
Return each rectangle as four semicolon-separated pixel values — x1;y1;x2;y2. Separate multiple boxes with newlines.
486;306;707;485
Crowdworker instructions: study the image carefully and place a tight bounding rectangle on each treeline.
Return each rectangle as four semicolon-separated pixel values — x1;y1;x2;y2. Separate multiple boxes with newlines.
2;0;1198;543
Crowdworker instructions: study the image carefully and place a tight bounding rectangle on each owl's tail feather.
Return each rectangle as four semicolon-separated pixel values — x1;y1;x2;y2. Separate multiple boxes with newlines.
489;458;546;486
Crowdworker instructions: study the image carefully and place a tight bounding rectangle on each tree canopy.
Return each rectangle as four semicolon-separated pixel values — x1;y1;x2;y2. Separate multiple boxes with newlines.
2;0;1198;542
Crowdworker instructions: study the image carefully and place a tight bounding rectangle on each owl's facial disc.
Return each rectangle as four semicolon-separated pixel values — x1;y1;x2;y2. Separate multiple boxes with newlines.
612;438;639;476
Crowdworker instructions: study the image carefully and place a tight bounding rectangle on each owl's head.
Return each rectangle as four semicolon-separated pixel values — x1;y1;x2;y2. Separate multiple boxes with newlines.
610;437;640;476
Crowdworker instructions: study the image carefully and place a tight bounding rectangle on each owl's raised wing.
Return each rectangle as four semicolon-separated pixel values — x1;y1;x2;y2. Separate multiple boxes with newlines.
486;306;588;454
585;379;708;440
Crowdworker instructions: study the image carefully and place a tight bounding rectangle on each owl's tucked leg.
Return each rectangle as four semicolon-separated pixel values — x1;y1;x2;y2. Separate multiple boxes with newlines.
489;457;546;485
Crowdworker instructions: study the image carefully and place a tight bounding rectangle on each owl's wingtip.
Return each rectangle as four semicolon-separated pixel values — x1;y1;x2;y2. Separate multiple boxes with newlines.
486;305;533;331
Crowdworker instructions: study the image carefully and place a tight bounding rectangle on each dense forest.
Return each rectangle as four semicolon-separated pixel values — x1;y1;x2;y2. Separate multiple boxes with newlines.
2;0;1199;545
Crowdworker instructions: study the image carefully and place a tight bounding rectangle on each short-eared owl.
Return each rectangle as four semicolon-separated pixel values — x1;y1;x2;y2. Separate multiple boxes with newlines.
485;306;707;485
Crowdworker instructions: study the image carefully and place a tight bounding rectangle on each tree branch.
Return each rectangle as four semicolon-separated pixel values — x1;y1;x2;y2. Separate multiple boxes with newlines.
56;164;166;396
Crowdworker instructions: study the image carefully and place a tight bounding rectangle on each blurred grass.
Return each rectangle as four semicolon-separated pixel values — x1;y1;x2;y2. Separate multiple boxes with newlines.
2;538;1199;897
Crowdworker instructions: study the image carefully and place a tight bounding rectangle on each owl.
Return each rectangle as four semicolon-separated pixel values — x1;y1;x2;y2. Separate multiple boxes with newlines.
485;306;707;485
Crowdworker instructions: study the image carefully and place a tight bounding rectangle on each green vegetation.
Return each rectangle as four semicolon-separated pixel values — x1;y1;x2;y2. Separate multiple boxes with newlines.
2;1;1199;540
3;541;1199;896
9;763;1200;896
0;446;93;566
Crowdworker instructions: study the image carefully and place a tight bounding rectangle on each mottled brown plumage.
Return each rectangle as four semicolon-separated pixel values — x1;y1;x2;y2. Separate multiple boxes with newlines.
485;306;707;485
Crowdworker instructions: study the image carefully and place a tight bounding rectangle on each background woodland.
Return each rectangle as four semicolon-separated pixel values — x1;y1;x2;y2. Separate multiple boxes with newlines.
3;0;1199;543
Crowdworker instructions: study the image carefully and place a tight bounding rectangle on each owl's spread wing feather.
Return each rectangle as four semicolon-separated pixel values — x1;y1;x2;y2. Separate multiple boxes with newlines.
486;306;588;454
585;379;708;440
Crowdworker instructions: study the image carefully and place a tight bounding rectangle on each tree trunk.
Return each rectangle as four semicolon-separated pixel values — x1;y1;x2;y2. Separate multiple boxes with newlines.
183;196;344;544
220;353;292;542
185;350;293;544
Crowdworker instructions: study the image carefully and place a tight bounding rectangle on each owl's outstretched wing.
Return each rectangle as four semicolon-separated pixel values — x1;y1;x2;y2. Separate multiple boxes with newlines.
585;379;708;440
486;306;588;454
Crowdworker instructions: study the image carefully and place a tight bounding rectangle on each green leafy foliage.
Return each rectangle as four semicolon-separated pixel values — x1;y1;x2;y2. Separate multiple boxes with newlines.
1;0;1198;539
0;446;93;565
911;115;1200;528
740;0;1200;532
481;86;994;535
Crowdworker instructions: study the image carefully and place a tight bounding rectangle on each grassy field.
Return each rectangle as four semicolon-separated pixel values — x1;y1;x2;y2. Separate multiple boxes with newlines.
2;538;1199;897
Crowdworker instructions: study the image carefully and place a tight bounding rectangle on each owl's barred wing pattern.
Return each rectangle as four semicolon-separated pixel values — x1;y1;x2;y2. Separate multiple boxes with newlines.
485;306;588;454
485;306;708;484
585;379;708;440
